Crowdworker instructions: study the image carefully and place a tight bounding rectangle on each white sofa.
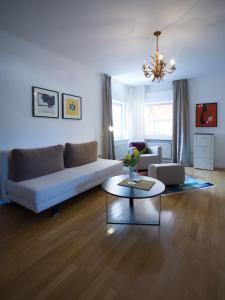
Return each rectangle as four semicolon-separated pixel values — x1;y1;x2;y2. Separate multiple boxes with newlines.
0;150;124;213
136;146;162;170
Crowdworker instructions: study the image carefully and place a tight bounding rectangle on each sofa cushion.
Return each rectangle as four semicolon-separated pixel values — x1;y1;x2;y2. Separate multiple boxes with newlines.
129;142;147;154
10;145;65;182
7;159;123;212
65;141;97;167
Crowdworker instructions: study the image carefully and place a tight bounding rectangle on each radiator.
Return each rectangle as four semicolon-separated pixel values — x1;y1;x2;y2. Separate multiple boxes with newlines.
146;140;172;160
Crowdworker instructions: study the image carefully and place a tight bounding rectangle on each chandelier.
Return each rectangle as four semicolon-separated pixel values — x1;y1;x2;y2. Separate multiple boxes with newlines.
142;31;176;82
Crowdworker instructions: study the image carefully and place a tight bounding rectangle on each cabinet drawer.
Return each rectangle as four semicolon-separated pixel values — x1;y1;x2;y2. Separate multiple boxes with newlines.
194;158;212;170
196;146;211;158
196;135;212;146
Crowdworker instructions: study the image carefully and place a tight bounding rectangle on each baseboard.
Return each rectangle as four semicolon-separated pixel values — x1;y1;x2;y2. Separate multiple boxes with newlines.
214;167;225;172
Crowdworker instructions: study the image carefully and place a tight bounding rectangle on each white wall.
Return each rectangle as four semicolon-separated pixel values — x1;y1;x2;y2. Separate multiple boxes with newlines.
111;78;129;102
0;31;103;153
189;74;225;168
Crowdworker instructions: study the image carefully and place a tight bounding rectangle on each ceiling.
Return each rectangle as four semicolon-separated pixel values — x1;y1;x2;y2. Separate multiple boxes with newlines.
1;0;225;85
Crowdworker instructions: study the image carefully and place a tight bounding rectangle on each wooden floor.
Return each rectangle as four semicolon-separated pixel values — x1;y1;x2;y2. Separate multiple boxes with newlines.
0;168;225;300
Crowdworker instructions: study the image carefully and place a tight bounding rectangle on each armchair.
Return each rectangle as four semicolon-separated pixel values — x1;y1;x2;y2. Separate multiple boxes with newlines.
129;141;162;171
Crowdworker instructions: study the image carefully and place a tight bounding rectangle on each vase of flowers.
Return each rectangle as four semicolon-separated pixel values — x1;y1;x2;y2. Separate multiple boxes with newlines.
128;166;135;181
123;147;145;181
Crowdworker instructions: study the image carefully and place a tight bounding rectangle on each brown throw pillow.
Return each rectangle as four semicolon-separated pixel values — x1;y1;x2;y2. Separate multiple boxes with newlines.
65;141;98;168
10;145;65;182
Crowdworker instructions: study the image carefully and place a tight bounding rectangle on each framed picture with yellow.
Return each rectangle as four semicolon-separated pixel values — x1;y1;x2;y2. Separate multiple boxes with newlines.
62;93;82;120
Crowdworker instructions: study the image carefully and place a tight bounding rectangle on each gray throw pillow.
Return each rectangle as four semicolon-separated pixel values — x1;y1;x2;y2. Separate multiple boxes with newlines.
65;141;98;167
10;144;65;182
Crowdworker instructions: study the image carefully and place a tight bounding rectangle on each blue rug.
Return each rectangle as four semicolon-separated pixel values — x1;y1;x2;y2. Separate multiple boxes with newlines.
0;199;8;206
163;175;214;195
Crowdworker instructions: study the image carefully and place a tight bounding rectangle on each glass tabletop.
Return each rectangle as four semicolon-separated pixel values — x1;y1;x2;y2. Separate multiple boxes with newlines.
101;174;165;199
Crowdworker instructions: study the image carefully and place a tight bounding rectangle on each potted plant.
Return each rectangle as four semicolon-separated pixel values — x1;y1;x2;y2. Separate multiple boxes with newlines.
123;147;145;181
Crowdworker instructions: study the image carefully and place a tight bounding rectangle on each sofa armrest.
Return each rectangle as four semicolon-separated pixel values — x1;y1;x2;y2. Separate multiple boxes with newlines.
149;146;162;158
0;151;10;202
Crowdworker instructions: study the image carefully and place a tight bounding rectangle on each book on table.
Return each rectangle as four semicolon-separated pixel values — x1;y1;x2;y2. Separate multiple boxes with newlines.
118;179;155;191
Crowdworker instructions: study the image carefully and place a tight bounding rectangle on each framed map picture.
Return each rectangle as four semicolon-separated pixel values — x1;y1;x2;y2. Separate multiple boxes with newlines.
196;102;217;127
62;93;82;120
32;86;59;118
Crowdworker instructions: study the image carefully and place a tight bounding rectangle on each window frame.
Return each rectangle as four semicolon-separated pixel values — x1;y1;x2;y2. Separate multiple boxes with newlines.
112;99;128;141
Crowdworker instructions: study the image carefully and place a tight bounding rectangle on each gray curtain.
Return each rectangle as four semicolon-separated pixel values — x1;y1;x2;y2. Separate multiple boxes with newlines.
172;79;190;165
102;74;115;159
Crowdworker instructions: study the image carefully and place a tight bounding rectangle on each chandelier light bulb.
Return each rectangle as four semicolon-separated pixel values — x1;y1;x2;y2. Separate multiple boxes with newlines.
109;126;114;132
170;59;175;66
143;62;147;68
159;54;164;61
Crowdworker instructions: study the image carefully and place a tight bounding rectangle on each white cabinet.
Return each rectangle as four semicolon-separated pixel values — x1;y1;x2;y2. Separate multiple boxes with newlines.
194;134;214;170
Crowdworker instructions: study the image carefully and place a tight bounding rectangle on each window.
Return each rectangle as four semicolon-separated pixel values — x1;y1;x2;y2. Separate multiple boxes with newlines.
112;100;128;140
144;102;173;140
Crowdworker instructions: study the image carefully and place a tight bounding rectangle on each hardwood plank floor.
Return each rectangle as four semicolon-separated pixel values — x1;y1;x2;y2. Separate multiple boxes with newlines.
0;168;224;300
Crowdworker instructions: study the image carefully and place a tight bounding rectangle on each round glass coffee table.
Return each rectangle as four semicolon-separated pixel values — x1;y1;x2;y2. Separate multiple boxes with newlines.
101;174;165;226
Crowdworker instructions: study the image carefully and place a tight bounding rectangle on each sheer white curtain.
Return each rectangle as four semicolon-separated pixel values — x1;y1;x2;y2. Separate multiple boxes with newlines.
128;86;146;141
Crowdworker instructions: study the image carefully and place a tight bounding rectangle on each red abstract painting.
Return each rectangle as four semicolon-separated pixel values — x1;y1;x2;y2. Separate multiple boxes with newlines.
196;103;217;127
